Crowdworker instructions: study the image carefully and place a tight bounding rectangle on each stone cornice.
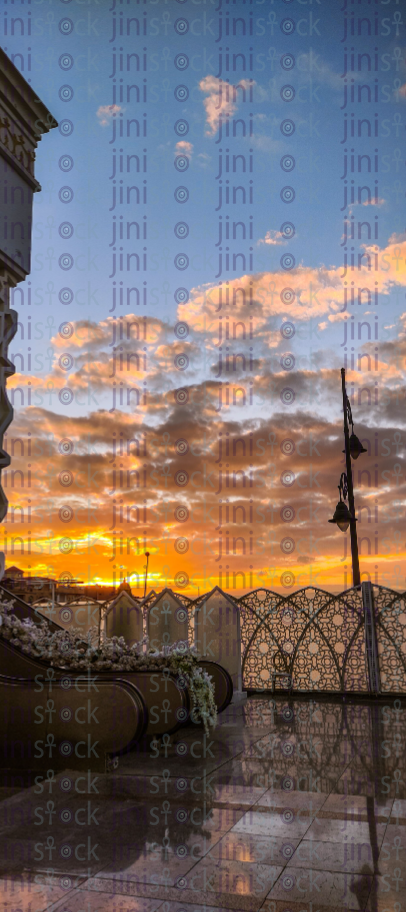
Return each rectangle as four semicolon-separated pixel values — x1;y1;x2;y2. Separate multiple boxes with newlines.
0;48;57;139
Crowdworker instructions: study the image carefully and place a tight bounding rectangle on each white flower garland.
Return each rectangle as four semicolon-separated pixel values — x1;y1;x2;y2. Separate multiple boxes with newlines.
0;596;218;734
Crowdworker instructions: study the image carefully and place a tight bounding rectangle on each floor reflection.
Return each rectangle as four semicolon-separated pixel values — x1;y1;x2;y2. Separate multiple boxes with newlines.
0;694;405;912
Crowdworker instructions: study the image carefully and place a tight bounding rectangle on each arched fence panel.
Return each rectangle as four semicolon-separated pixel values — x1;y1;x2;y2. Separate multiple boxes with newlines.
372;586;406;693
237;586;368;693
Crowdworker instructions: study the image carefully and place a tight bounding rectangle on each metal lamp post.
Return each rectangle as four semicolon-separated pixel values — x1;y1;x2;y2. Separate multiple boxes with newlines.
328;368;366;588
329;473;352;533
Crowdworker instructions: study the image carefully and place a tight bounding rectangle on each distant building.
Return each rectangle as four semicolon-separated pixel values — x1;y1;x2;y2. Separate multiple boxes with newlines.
3;565;23;579
0;565;118;607
117;579;132;594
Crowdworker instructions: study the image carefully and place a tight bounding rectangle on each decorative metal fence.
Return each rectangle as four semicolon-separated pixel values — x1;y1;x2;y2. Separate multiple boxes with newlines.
59;582;406;695
235;583;406;694
7;580;405;694
236;586;368;693
174;583;405;695
373;586;406;693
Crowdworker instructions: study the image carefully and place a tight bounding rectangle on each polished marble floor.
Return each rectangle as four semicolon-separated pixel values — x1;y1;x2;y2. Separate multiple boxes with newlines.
0;694;405;912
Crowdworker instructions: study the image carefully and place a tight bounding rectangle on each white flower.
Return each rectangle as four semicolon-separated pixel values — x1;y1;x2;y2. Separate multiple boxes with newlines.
0;594;217;732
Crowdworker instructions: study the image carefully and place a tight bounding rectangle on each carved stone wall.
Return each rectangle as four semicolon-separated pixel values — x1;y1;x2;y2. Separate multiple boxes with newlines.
0;271;17;524
0;50;57;570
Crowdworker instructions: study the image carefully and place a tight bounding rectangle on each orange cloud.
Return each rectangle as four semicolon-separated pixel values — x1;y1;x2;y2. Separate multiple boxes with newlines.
177;234;406;348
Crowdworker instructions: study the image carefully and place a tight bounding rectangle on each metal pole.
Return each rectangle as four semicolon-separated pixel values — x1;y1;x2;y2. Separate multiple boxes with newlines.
362;580;380;695
341;368;361;587
143;552;150;598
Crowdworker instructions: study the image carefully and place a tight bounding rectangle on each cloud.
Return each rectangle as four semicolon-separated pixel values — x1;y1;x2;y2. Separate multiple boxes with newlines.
175;232;406;350
329;312;349;324
176;266;350;345
175;141;193;158
249;135;284;153
7;314;181;403
360;197;385;207
388;232;406;245
318;311;350;332
7;389;406;591
364;236;406;287
196;152;211;168
6;226;406;591
258;230;286;247
199;75;254;136
6;350;406;592
296;55;344;90
96;104;123;126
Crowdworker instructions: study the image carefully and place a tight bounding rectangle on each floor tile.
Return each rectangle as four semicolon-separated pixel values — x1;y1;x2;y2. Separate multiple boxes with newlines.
320;792;393;823
209;785;267;808
49;891;163;912
149;904;243;912
175;856;283;908
96;847;198;887
389;798;406;823
169;830;224;861
0;874;71;911
266;865;373;909
366;875;406;911
84;873;268;911
209;831;301;865
321;795;393;818
304;817;387;845
232;809;313;839
377;830;406;874
286;839;378;872
253;788;327;814
0;695;404;912
202;758;285;791
262;902;369;912
334;771;384;799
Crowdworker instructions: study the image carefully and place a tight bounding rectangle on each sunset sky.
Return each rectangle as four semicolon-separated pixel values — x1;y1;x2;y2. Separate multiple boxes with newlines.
2;0;406;595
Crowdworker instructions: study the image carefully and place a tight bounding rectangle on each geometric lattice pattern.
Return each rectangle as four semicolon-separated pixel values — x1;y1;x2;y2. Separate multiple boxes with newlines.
130;584;406;694
236;586;369;693
373;585;406;693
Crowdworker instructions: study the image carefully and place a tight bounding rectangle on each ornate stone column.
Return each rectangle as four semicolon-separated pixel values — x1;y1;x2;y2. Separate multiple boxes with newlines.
0;49;57;573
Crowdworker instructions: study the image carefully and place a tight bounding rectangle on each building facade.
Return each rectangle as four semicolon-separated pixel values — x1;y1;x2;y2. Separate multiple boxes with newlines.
0;49;57;573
